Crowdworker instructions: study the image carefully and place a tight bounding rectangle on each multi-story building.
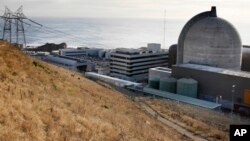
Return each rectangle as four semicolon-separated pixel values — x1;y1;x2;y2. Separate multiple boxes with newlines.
110;44;168;82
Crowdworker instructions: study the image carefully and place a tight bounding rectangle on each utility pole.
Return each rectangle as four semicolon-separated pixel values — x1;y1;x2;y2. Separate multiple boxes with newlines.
231;84;236;115
163;9;166;49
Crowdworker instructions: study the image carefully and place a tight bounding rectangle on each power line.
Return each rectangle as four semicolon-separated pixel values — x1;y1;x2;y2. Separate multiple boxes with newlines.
1;6;87;47
23;19;87;45
24;23;85;43
23;23;87;47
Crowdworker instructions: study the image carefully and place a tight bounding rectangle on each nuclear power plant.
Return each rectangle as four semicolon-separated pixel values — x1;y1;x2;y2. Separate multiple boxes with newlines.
178;7;242;70
149;6;250;112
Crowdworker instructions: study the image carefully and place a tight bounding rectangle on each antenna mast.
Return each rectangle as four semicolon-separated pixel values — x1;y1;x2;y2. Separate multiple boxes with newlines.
163;9;166;49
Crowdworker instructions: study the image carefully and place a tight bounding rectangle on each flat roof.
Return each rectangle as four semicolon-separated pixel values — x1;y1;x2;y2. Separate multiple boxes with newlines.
143;87;221;109
175;63;250;78
85;72;141;87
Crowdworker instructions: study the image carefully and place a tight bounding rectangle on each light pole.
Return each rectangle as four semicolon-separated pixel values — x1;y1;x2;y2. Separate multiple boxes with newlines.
219;96;222;111
231;85;236;114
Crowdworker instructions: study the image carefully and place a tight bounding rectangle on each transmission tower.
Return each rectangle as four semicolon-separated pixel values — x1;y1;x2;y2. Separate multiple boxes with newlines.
14;6;26;48
1;6;83;48
1;6;27;48
2;7;13;43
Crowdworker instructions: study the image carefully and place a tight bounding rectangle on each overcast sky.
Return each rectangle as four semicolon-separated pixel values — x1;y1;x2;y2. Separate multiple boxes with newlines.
0;0;250;23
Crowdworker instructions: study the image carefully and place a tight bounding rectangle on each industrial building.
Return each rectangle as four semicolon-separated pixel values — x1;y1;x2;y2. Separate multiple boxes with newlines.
59;48;87;57
85;72;141;87
172;64;250;107
148;7;250;113
175;5;245;102
43;55;89;72
59;47;103;58
110;43;168;82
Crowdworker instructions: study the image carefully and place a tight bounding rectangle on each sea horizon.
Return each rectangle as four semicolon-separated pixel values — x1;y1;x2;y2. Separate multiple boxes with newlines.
1;16;250;49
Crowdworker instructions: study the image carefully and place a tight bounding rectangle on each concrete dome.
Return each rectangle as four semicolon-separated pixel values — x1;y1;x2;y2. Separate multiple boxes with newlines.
177;7;242;70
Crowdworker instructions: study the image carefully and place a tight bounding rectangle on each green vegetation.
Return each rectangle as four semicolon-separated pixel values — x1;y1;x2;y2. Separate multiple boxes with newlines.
33;60;51;74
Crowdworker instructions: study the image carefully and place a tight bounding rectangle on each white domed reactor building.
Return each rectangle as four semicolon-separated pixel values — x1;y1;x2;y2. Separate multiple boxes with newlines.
177;6;242;70
170;7;250;112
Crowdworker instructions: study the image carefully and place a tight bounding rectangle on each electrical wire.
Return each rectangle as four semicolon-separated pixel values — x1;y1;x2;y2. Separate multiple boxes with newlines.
0;8;88;46
23;18;87;44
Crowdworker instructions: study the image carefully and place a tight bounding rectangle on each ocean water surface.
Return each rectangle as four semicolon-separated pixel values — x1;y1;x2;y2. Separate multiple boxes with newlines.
0;17;249;49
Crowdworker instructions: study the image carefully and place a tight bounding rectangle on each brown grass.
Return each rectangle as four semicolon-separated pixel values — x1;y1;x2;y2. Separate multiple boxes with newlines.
0;41;186;141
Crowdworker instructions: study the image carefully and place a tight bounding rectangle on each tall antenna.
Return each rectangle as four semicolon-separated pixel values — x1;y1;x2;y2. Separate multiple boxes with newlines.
163;9;166;49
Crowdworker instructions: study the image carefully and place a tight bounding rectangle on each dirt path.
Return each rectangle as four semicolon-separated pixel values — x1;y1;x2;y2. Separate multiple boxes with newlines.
137;99;208;141
103;85;210;141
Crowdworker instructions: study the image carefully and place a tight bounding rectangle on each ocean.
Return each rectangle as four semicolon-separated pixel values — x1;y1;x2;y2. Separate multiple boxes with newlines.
0;17;249;49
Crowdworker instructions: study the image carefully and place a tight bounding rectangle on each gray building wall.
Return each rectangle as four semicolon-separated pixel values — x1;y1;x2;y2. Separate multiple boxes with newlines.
110;51;168;82
172;65;250;104
149;67;172;80
169;44;177;68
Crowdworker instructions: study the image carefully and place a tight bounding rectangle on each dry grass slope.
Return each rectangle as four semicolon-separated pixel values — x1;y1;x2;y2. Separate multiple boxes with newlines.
0;41;185;141
145;99;250;141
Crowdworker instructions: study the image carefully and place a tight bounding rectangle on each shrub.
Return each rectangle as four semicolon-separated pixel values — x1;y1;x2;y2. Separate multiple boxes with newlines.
33;60;51;74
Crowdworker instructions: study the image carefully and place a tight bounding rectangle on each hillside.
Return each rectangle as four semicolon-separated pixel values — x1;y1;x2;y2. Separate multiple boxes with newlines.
0;40;186;141
25;43;67;52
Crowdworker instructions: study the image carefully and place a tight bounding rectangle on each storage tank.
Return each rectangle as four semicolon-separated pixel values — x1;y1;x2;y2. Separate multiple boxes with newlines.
148;78;160;89
159;77;177;93
177;78;198;98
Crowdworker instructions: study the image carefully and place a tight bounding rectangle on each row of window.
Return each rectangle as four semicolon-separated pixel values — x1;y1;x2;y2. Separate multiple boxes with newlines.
110;61;167;68
111;54;168;60
111;58;168;64
110;71;148;77
110;64;168;73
